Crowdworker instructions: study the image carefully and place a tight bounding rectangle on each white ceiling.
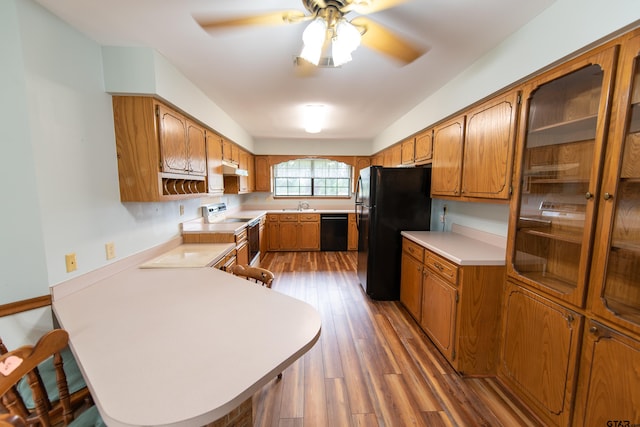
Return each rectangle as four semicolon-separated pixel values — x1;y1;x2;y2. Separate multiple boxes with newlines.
35;0;555;141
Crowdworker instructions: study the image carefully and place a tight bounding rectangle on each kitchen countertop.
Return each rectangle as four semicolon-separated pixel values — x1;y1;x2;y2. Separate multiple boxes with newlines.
401;225;506;266
182;208;353;234
52;265;321;427
138;243;235;268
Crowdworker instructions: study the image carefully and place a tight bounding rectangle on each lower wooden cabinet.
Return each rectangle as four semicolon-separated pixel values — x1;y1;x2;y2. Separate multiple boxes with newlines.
498;281;583;427
573;319;640;427
420;271;457;361
347;213;358;251
266;213;320;251
399;237;504;375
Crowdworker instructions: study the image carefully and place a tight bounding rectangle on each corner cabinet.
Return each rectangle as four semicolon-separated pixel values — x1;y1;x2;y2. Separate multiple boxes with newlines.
113;96;208;201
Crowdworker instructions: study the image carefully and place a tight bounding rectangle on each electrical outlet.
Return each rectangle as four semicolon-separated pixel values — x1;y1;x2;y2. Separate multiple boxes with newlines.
105;242;116;260
65;253;77;272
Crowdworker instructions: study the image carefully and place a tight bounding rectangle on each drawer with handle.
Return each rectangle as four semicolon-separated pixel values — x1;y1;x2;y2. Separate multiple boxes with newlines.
425;251;458;284
403;238;425;263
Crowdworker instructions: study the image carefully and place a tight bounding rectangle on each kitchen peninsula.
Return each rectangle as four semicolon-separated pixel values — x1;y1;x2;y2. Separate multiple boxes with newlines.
52;259;321;426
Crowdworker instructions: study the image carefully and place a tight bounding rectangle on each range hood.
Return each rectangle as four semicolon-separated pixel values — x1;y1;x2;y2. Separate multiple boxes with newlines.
222;161;248;176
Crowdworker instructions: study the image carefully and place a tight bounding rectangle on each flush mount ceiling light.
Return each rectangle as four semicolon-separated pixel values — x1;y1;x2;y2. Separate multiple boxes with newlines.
196;0;428;70
303;104;326;133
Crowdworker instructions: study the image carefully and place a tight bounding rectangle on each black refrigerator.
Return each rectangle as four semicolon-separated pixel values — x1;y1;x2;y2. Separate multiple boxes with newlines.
355;166;432;300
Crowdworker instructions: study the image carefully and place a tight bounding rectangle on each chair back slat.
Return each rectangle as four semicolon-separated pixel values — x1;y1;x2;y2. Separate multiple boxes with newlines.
230;265;275;287
0;330;76;426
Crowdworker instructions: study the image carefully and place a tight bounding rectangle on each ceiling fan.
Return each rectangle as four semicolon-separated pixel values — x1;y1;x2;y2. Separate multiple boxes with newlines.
194;0;427;67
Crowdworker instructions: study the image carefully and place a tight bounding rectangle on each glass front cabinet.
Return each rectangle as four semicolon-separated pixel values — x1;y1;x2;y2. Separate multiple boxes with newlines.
588;33;640;337
502;30;640;427
507;46;618;308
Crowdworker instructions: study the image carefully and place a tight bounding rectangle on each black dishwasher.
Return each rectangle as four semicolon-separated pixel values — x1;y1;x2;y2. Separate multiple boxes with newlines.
320;214;348;251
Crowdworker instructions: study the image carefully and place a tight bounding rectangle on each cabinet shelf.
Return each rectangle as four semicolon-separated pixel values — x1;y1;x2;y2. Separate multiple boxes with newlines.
518;227;583;244
527;177;590;185
517;271;577;294
610;241;640;253
527;115;597;147
603;297;640;325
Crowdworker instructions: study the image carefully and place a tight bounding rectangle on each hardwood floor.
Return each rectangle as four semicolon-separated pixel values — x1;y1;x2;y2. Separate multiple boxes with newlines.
252;251;541;427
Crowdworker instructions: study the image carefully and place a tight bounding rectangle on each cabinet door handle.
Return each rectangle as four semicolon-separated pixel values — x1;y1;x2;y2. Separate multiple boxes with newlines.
603;192;613;200
433;262;444;271
585;191;593;199
589;325;599;335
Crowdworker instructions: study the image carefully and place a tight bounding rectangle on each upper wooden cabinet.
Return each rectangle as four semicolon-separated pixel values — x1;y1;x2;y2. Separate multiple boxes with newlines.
157;104;206;176
383;143;402;167
461;91;519;199
205;133;224;195
414;129;433;164
223;148;253;194
431;90;519;202
254;156;271;192
112;96;207;202
401;137;415;164
507;46;618;308
222;138;238;164
401;129;433;166
431;115;465;197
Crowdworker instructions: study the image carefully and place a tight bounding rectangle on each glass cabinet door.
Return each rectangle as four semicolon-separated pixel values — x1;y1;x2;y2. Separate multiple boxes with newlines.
509;48;617;307
590;35;640;333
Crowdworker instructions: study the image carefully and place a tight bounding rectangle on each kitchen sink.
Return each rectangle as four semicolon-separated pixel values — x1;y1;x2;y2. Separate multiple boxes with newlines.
222;218;253;223
281;208;316;212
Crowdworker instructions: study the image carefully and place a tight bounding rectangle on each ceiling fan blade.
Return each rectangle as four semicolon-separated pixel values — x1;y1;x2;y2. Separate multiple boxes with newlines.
351;16;427;64
342;0;410;15
196;10;308;31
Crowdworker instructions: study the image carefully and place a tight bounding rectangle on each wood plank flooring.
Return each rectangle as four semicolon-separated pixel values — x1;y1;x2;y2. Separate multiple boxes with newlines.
252;251;542;427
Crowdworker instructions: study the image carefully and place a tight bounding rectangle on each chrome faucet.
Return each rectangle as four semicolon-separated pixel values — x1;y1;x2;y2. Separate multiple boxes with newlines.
298;201;310;211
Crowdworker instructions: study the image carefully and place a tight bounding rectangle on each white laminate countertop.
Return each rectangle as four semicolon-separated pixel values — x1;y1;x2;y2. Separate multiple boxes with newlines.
181;209;352;234
52;267;321;427
138;243;235;268
401;226;507;266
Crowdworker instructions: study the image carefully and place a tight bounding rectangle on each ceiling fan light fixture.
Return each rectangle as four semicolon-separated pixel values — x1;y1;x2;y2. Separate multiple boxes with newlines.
332;19;361;66
300;17;327;65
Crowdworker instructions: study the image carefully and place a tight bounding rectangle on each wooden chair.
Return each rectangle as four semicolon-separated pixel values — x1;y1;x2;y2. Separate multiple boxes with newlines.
229;264;282;379
0;414;26;427
0;329;104;426
230;264;275;288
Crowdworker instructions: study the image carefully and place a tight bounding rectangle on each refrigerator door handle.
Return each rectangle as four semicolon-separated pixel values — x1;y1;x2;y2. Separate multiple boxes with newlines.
355;175;363;230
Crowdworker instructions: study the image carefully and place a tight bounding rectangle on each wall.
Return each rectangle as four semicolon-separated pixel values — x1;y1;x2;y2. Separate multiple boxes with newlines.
0;0;53;347
253;137;372;156
102;47;254;152
0;0;202;347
